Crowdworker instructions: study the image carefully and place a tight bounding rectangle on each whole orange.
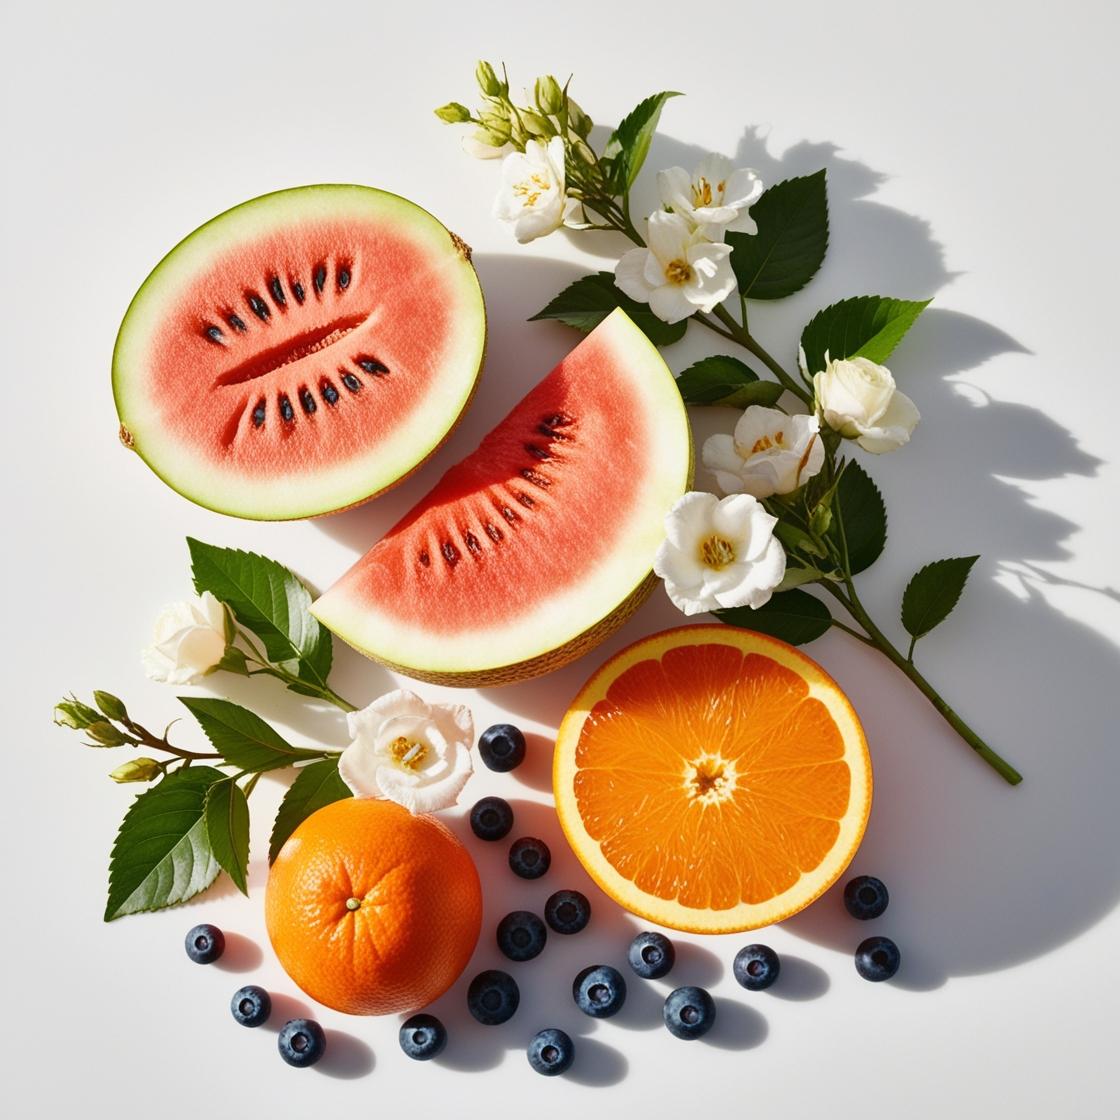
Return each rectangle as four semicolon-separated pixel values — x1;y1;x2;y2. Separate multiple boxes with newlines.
265;797;482;1015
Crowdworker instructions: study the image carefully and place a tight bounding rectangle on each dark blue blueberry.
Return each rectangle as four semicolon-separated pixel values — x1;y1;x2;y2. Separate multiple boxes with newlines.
467;969;520;1025
184;923;224;964
627;931;675;979
544;889;591;935
663;986;717;1040
733;944;781;991
855;935;901;982
509;836;550;880
844;875;890;920
572;964;627;1019
527;1028;574;1076
230;985;271;1027
469;796;514;841
399;1014;447;1061
277;1018;326;1067
496;910;547;962
479;723;527;771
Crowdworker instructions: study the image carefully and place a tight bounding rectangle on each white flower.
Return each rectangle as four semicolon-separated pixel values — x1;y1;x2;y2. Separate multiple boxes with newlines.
493;137;580;243
141;592;228;685
808;349;920;453
615;211;736;324
462;128;513;160
703;406;825;498
654;492;786;616
339;689;473;814
658;154;763;237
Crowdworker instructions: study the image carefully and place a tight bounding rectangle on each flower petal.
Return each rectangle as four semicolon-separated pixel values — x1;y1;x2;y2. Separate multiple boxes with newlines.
657;166;693;212
614;248;655;302
701;433;743;476
663;491;719;551
649;283;696;324
646;210;691;265
338;739;384;798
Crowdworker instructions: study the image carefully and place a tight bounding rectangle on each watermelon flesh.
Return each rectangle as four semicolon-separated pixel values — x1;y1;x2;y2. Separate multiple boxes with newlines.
312;309;692;684
113;185;485;520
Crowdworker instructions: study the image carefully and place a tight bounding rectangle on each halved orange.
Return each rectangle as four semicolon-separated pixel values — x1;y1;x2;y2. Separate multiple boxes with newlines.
553;625;872;933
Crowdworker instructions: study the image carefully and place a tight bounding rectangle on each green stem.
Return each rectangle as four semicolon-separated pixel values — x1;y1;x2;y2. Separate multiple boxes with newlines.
829;617;876;647
708;305;812;405
236;628;357;712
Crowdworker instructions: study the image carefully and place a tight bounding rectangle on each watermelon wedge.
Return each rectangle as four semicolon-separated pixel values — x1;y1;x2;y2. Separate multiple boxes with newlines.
312;309;693;685
113;185;485;520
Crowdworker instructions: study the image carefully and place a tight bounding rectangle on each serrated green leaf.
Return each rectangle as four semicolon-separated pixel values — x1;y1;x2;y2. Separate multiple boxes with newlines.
674;354;783;409
204;777;250;895
727;170;828;300
268;758;352;864
105;767;223;920
529;272;687;347
187;538;332;692
179;697;319;773
800;295;931;375
901;556;979;641
603;91;680;191
830;460;887;574
717;381;785;409
716;589;832;645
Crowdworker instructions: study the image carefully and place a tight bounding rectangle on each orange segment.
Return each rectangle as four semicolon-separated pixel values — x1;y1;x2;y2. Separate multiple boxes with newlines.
554;625;871;933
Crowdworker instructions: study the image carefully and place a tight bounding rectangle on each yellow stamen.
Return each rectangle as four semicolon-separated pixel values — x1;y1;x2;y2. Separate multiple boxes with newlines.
750;431;785;454
513;172;552;208
665;258;693;285
691;177;714;207
389;736;428;769
699;535;736;569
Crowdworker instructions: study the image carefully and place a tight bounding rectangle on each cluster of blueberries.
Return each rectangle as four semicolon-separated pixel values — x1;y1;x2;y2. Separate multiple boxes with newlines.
182;723;902;1076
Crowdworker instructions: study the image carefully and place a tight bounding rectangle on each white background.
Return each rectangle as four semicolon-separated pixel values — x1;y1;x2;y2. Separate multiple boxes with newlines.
3;1;1119;1116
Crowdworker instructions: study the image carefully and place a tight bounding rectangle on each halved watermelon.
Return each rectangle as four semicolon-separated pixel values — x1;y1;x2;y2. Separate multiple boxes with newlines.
312;309;692;685
113;185;485;520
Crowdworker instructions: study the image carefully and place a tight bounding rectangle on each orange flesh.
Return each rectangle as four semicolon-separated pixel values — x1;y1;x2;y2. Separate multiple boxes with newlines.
573;642;851;911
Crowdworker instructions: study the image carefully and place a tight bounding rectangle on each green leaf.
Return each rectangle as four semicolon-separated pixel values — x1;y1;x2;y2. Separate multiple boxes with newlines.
775;567;826;592
774;520;826;559
603;91;680;191
179;697;320;773
269;758;352;864
800;295;931;376
716;589;832;646
830;460;887;574
674;355;783;409
204;777;250;895
187;538;333;692
105;767;223;920
901;556;980;642
728;170;828;300
529;272;687;347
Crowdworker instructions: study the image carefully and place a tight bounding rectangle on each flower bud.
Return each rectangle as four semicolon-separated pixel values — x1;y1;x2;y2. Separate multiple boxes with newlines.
110;757;162;784
85;721;129;747
478;111;512;141
53;697;103;729
571;137;597;166
475;60;505;97
434;101;472;124
567;99;593;139
534;75;564;116
809;503;833;537
520;109;555;138
94;690;128;722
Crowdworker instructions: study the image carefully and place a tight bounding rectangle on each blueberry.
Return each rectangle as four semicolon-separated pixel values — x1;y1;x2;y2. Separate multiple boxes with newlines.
277;1018;326;1067
496;910;548;962
479;723;527;772
844;875;890;920
544;889;591;935
733;944;781;991
467;969;520;1025
527;1028;575;1076
627;931;676;979
184;923;224;964
663;986;717;1040
399;1014;447;1061
230;985;271;1027
469;796;514;842
509;836;551;879
572;964;627;1019
855;935;901;981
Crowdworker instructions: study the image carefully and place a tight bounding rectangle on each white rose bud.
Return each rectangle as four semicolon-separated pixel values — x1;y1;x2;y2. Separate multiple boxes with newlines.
141;591;229;685
810;351;920;453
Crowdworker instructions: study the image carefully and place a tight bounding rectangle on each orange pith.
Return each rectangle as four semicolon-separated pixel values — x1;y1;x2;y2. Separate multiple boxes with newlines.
554;625;872;934
265;798;482;1015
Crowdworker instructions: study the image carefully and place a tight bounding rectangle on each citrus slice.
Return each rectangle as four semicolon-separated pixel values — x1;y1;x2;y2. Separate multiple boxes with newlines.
553;625;872;933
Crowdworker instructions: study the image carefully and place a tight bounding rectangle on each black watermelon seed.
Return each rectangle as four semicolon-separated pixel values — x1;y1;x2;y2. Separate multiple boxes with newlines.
537;423;570;440
337;266;351;289
320;380;340;405
341;372;361;392
521;468;551;488
465;531;481;555
543;412;573;427
227;313;247;332
248;294;270;321
313;265;327;294
268;276;287;306
299;388;317;414
516;492;536;508
251;401;266;428
485;522;503;542
419;551;431;568
291;280;306;304
526;443;551;460
356;357;389;375
500;505;519;523
441;541;460;566
204;324;225;343
279;395;294;422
